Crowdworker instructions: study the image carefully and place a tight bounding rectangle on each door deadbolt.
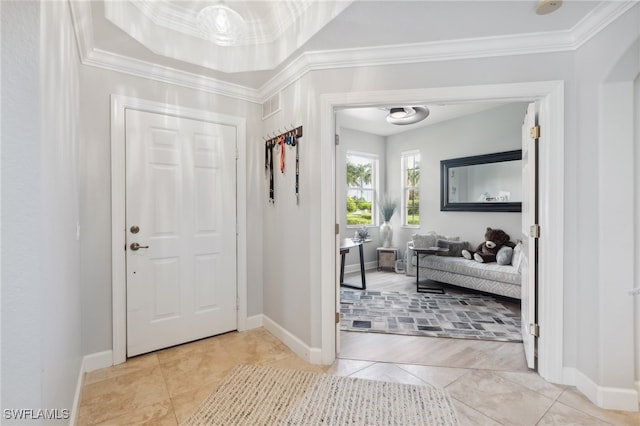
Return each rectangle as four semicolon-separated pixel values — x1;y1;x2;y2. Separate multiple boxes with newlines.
130;242;149;251
130;225;140;234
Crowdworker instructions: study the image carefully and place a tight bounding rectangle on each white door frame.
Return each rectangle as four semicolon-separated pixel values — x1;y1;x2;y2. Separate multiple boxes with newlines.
319;81;566;385
110;94;248;365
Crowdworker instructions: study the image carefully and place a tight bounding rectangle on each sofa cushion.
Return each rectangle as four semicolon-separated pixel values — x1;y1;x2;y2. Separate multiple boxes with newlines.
412;231;459;249
436;239;471;257
512;241;523;272
420;255;520;285
497;246;513;265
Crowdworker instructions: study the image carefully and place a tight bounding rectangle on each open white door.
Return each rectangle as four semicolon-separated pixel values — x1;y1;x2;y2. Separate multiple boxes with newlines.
125;109;237;357
521;102;539;370
335;112;342;354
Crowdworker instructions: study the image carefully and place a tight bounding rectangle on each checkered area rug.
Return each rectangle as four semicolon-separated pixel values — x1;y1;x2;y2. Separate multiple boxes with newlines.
340;289;522;342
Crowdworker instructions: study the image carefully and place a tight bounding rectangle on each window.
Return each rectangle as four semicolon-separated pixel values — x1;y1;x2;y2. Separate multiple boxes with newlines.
346;152;378;226
402;151;420;226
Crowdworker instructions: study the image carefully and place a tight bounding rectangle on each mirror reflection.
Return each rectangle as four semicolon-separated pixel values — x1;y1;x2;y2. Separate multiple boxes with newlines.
441;150;522;212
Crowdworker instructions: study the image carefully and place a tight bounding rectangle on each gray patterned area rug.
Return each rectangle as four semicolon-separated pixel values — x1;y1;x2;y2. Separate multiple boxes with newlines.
183;364;459;425
341;289;522;342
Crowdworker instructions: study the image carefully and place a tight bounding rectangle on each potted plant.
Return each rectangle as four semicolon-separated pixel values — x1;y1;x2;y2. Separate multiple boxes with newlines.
378;195;397;248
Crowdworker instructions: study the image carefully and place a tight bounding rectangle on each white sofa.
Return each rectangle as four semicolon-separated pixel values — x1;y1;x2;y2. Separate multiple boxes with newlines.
405;232;522;299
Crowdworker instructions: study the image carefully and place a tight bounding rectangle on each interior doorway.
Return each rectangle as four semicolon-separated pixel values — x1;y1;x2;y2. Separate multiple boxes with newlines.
318;81;566;385
335;100;535;368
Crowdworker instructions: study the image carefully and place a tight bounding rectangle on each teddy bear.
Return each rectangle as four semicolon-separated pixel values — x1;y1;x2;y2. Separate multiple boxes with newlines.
461;227;515;263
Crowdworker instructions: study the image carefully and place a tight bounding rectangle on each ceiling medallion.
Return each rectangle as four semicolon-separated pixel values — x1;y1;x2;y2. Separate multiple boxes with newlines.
386;106;430;125
196;4;247;46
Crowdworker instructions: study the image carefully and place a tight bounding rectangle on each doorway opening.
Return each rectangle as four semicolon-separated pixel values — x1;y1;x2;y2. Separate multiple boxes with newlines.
336;101;531;369
318;82;565;385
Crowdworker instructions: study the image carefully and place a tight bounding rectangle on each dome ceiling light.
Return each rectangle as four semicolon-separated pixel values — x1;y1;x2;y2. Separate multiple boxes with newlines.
386;106;430;125
196;3;247;46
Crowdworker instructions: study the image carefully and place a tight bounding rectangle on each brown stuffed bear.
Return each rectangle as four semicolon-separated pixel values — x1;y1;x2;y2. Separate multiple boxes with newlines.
461;227;515;263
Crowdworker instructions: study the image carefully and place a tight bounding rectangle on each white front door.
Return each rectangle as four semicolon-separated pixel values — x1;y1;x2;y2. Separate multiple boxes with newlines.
521;102;539;370
125;109;237;357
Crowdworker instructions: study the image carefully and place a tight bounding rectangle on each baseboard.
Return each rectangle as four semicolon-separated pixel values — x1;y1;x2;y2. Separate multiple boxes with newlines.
636;381;640;401
262;315;323;364
70;350;114;425
573;368;639;412
244;314;264;330
83;350;114;373
343;261;378;274
69;362;84;426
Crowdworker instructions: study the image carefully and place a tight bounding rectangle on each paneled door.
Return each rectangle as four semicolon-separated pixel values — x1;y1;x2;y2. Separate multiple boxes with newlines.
521;102;539;370
125;109;237;357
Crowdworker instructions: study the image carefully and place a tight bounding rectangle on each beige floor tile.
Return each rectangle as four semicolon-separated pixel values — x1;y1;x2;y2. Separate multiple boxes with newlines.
260;353;327;372
496;370;566;400
451;399;502;426
84;353;159;386
159;349;239;397
348;362;430;386
171;384;222;424
537;401;612;425
396;363;470;388
156;334;228;366
557;388;640;426
92;400;177;426
78;365;170;425
446;370;554;425
326;358;375;376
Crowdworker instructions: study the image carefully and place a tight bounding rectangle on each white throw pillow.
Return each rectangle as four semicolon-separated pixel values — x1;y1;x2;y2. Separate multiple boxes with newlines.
497;246;513;265
512;241;523;272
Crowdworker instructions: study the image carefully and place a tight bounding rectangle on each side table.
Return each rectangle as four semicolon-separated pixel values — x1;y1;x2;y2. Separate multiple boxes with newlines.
413;247;449;293
377;247;398;271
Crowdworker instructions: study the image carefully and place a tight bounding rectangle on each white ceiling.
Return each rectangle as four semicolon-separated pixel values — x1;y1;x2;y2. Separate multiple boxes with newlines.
336;102;512;136
74;0;631;93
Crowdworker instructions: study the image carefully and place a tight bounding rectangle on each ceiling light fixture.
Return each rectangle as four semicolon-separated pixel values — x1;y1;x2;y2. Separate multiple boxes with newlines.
386;106;430;125
197;3;247;45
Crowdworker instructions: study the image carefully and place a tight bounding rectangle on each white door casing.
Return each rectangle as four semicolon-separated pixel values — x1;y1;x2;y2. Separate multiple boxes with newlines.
521;102;539;370
125;109;237;356
111;95;248;365
320;82;565;385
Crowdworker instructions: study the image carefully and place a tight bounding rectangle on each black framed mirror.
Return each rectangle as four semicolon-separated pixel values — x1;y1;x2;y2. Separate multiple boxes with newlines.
440;150;522;212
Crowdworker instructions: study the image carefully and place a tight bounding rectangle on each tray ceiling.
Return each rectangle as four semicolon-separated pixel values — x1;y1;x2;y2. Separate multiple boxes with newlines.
71;1;634;99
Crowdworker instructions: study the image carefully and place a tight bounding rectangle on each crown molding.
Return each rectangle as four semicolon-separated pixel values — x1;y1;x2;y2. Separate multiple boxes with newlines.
257;1;637;100
569;0;638;49
70;0;637;105
69;1;260;103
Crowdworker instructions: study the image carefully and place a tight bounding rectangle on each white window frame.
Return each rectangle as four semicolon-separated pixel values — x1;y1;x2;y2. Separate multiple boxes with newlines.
401;150;420;228
345;151;379;228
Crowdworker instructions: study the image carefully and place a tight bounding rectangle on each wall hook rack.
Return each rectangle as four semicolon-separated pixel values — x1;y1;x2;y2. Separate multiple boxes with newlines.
264;126;303;205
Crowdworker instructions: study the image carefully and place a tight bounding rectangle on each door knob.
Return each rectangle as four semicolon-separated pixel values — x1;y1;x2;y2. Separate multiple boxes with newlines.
130;242;149;251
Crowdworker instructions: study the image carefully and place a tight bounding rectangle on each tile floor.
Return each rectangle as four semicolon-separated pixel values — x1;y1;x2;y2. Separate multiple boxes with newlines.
77;328;639;426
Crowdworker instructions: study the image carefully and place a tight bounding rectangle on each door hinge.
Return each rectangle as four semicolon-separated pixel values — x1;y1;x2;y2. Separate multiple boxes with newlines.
530;323;540;337
335;223;339;235
530;224;540;239
530;125;540;140
335;134;340;145
335;312;340;324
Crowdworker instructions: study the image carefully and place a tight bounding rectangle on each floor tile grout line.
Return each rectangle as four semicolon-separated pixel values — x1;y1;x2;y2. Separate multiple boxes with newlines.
450;396;507;425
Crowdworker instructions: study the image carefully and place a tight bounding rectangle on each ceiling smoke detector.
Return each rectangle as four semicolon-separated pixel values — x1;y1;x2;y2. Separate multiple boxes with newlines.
386;106;429;125
536;0;563;15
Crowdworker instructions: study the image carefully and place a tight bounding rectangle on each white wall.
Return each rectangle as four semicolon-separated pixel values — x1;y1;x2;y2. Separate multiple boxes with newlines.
78;66;262;355
261;3;640;408
572;7;639;404
338;127;387;269
386;103;526;254
2;0;83;420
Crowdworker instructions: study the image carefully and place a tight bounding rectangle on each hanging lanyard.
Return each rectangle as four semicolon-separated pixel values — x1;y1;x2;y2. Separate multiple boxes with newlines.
265;141;275;204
